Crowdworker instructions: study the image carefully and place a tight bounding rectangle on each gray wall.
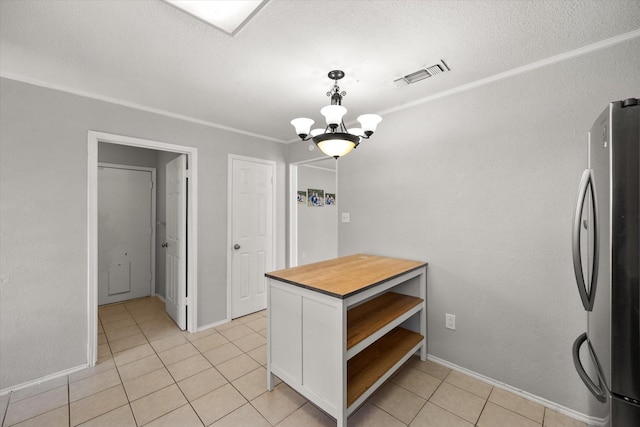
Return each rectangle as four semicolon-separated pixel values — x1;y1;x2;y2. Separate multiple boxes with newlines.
297;163;337;264
289;38;640;416
98;143;158;168
0;78;287;389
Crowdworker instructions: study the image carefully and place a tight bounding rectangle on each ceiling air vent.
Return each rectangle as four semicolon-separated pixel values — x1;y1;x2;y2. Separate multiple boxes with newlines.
404;69;431;84
394;60;450;87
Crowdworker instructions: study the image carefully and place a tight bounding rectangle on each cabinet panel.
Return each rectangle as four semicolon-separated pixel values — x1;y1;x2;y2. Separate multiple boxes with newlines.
270;286;302;383
302;298;342;409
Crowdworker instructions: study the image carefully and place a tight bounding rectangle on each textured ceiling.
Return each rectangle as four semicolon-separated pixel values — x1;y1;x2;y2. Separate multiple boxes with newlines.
1;0;639;143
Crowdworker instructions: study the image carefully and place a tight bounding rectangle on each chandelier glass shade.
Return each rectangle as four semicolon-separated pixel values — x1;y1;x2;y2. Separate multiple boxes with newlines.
291;70;382;159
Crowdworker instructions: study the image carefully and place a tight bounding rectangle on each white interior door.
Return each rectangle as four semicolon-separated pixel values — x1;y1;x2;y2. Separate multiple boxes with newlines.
98;166;153;305
231;157;274;318
166;155;187;329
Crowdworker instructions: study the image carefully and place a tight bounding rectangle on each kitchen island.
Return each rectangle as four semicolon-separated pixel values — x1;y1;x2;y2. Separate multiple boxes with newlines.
265;254;427;427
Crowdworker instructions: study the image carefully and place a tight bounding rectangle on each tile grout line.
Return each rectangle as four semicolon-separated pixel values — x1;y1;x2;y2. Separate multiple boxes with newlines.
115;302;139;427
117;299;235;426
76;306;135;427
485;387;546;425
123;300;188;427
473;385;493;426
189;310;283;426
0;396;7;427
188;319;272;426
215;318;284;426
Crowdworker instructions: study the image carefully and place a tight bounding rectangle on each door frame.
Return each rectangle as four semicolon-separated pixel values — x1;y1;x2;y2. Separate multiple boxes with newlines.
288;157;338;267
88;131;199;366
98;163;157;302
226;154;277;321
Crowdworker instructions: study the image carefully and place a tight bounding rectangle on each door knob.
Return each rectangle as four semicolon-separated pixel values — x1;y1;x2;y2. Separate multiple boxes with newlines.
234;244;241;250
161;242;168;248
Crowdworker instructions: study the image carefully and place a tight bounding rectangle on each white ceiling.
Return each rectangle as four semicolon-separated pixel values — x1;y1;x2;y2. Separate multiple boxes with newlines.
1;0;639;143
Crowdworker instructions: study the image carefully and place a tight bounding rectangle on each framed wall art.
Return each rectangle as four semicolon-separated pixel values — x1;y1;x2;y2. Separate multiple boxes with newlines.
297;190;307;204
307;189;324;207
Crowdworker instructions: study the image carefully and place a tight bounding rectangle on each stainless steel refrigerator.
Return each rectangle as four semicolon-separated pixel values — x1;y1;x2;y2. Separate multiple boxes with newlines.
572;98;639;427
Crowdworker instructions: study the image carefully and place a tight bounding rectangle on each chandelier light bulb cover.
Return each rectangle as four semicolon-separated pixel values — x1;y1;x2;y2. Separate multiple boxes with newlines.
291;117;314;138
291;70;382;159
320;105;347;127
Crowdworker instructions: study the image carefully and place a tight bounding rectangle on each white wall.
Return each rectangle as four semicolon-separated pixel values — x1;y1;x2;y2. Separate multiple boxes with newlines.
0;78;287;390
289;37;639;417
297;162;337;264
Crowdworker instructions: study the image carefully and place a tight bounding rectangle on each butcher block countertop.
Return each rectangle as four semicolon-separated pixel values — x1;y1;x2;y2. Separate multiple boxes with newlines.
265;254;427;298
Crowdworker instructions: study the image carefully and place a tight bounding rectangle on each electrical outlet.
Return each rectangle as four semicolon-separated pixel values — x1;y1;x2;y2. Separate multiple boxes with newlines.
341;213;350;223
446;313;456;330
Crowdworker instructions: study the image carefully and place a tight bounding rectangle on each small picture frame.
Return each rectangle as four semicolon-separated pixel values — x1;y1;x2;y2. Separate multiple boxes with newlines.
308;189;324;207
297;190;307;204
325;193;336;206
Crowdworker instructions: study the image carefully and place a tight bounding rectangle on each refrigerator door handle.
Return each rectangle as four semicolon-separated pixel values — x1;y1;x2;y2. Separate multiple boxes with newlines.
572;169;599;311
572;332;607;403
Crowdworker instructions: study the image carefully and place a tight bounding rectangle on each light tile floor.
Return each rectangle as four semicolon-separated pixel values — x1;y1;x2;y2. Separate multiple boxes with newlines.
0;297;587;427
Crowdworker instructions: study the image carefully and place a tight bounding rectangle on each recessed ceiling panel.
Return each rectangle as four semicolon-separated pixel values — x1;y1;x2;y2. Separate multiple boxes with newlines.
165;0;267;35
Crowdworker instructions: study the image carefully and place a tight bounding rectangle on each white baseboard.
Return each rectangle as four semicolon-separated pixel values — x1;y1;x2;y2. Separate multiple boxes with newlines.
0;364;87;396
196;317;230;333
427;354;607;427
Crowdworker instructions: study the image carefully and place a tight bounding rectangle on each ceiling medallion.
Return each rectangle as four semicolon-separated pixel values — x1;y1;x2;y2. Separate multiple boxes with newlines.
291;70;382;159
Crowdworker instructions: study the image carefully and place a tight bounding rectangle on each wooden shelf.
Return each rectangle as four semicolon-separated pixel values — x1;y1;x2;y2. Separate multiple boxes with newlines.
347;292;423;350
347;327;423;407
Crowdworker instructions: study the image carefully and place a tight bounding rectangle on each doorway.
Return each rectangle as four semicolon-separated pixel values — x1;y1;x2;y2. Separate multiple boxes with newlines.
289;157;338;267
98;164;156;305
88;131;199;366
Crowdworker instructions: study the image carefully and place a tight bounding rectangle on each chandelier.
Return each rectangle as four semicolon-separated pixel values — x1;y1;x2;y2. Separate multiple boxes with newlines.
291;70;382;159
